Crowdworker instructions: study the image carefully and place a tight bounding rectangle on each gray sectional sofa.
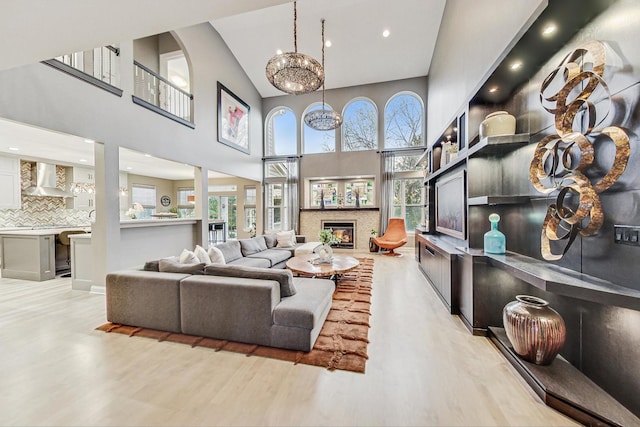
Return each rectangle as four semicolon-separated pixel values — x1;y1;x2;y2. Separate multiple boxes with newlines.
105;235;334;352
214;234;307;268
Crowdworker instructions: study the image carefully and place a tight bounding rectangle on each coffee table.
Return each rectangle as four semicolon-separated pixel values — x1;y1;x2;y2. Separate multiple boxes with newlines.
286;254;360;285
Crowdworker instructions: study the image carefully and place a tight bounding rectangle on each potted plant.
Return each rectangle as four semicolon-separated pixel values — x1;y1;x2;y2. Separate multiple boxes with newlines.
369;229;379;253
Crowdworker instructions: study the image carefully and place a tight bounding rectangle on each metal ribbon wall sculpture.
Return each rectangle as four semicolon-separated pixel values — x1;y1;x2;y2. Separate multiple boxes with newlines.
529;41;630;261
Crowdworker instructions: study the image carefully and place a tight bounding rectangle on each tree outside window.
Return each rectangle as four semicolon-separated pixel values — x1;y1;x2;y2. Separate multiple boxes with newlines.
384;92;424;148
342;98;378;151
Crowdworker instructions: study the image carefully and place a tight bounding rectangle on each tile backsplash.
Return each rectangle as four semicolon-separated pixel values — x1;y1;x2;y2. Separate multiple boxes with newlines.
0;161;90;228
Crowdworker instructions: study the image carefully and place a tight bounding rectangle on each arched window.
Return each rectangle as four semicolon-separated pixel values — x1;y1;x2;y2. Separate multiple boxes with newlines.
302;103;336;154
342;97;378;151
265;107;297;156
384;92;424;149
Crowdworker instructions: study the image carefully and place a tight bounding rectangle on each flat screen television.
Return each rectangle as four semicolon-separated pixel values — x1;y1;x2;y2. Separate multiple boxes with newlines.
435;169;466;240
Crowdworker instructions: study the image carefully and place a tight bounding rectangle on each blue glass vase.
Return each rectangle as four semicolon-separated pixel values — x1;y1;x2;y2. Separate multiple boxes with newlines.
484;213;506;254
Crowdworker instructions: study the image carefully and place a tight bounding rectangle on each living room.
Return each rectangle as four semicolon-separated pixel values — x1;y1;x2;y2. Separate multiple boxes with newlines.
1;0;639;426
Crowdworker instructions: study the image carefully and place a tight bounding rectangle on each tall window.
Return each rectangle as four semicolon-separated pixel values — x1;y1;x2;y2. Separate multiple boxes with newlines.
384;92;425;148
244;186;257;233
131;184;156;219
265;107;297;156
303;103;336;154
342;98;378;151
264;160;298;231
390;152;424;232
177;187;195;218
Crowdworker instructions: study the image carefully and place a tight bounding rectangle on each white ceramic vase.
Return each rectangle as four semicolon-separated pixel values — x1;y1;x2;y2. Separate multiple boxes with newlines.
479;111;516;139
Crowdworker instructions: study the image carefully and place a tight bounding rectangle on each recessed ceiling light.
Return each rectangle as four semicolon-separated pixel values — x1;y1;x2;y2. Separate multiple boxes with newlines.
84;139;94;144
79;159;87;162
276;49;283;55
325;40;332;48
489;87;498;93
382;29;390;38
542;24;557;36
126;166;133;170
510;61;522;70
144;153;152;158
8;147;19;151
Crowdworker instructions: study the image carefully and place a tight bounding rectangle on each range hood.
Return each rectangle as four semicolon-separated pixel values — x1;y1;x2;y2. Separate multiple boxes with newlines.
22;162;74;198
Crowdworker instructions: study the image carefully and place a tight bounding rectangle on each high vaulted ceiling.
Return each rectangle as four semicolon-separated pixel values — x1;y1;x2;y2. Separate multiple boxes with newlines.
0;0;446;179
211;0;446;97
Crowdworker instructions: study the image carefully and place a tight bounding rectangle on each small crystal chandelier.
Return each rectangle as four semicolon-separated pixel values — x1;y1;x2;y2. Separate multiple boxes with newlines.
265;1;324;95
304;18;343;131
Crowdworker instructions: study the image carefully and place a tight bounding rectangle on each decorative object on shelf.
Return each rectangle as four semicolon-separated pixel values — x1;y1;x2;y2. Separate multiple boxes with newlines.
354;187;360;208
369;229;379;253
304;19;342;131
337;193;344;209
319;189;325;209
484;213;506;254
529;40;630;261
503;295;566;365
432;141;442;173
479;111;516;139
265;1;323;95
217;82;250;154
440;139;452;169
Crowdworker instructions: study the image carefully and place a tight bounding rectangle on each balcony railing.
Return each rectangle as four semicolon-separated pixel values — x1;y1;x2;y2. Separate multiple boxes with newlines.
133;61;194;127
42;45;122;96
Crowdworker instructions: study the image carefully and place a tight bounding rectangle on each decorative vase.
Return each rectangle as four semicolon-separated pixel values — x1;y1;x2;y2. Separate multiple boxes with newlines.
484;213;506;254
503;295;566;365
314;243;334;264
440;141;451;168
355;195;360;208
479;111;516;139
369;237;379;253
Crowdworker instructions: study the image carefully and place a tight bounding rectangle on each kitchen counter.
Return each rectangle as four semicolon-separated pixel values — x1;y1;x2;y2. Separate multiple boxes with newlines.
0;226;90;281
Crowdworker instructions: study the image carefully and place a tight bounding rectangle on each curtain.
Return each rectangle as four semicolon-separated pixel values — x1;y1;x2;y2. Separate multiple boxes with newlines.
286;157;299;233
379;151;394;235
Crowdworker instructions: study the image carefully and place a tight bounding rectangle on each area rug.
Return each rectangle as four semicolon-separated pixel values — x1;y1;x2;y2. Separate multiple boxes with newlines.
97;257;374;373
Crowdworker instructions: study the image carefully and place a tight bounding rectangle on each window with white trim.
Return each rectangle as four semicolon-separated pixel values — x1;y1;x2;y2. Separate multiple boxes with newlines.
342;97;378;151
384;92;425;149
131;184;156;219
265;107;297;156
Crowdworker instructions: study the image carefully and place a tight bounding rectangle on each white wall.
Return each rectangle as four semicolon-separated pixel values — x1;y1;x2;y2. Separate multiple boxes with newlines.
426;0;547;145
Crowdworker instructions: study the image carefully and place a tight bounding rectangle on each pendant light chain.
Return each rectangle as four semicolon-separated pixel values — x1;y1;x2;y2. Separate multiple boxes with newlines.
321;18;326;108
293;1;298;53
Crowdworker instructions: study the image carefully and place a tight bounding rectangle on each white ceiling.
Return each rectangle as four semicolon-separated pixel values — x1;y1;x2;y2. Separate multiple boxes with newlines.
212;0;446;97
0;0;446;179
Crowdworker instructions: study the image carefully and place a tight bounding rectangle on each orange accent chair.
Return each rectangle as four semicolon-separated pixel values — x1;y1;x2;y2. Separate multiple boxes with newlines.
374;218;407;256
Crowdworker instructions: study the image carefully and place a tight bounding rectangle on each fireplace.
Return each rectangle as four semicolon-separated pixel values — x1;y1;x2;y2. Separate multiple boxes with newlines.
322;220;355;249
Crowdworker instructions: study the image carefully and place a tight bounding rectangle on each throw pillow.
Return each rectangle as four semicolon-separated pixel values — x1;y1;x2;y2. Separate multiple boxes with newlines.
194;245;212;264
143;260;160;272
240;236;267;256
207;246;226;265
213;240;243;263
276;230;296;248
159;258;206;275
179;249;199;264
264;233;277;248
204;264;297;297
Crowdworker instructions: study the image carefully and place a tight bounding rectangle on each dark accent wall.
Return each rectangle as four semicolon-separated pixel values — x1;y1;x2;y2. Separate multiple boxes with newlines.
466;0;640;415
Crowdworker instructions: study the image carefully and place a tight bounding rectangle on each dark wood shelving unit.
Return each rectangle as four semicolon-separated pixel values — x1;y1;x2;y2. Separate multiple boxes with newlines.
484;251;640;312
467;195;531;206
489;327;640;427
467;133;530;158
424;153;466;183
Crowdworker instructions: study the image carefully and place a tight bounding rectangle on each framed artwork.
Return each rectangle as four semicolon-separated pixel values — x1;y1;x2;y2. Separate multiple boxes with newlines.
435;169;466;239
217;82;250;154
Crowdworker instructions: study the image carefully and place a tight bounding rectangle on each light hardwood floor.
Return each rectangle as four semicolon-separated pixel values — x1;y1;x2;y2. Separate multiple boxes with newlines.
0;247;579;426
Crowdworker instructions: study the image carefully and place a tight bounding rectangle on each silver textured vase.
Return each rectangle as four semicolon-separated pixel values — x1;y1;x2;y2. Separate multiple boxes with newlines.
503;295;566;365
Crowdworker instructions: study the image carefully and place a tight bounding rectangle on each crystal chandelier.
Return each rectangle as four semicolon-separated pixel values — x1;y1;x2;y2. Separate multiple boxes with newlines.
265;1;324;95
304;19;343;131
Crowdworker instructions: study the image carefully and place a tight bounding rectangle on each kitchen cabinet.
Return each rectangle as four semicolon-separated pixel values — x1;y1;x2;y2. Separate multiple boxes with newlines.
0;156;21;209
66;166;95;210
